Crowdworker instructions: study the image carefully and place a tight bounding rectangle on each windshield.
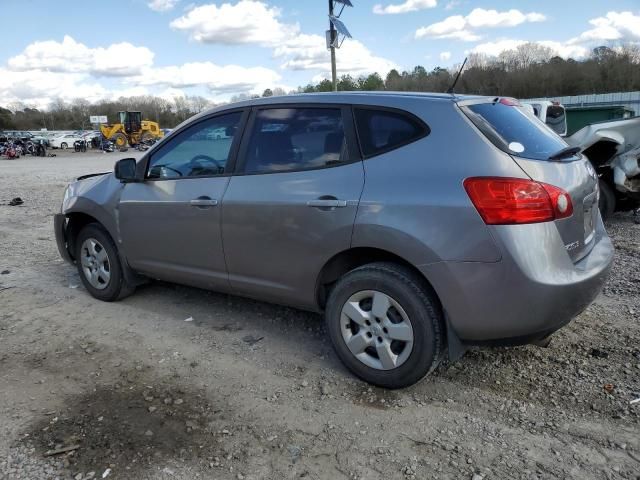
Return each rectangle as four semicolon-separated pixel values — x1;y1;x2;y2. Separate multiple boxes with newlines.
461;100;570;161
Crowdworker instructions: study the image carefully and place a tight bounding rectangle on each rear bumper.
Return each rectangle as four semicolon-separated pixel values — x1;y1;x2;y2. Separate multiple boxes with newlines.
54;213;73;263
422;217;614;344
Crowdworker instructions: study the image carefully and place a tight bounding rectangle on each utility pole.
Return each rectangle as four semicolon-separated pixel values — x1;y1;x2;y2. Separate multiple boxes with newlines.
328;0;337;91
326;1;353;92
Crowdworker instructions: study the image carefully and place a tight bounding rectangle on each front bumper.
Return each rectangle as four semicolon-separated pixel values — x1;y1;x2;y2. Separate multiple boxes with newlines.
54;213;73;263
422;217;614;344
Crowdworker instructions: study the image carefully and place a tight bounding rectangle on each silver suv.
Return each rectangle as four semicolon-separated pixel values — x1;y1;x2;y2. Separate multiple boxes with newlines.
54;93;614;388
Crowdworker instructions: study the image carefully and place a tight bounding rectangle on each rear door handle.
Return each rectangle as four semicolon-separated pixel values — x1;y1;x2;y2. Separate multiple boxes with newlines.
190;198;218;207
307;199;347;208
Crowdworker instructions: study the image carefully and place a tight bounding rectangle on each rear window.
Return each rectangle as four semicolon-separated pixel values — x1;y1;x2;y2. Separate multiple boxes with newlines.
461;101;569;161
354;108;428;158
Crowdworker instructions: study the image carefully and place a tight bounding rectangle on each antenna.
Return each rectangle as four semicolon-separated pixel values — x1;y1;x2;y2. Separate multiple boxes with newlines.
327;0;354;92
446;57;467;94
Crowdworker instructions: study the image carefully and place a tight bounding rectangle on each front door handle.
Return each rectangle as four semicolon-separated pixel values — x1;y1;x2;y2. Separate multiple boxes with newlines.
307;199;347;208
190;197;218;207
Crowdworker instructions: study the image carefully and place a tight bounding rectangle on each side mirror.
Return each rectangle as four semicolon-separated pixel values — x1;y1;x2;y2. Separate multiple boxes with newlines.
114;158;137;182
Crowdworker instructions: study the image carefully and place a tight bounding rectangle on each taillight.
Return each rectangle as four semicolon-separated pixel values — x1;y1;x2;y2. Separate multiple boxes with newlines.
464;177;573;225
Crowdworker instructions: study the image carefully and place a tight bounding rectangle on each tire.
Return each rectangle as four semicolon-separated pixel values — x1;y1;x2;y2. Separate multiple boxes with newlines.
598;179;615;220
111;133;128;148
75;223;135;302
325;262;444;389
60;142;68;149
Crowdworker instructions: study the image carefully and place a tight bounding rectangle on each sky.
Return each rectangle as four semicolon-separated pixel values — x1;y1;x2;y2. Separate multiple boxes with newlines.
1;0;639;108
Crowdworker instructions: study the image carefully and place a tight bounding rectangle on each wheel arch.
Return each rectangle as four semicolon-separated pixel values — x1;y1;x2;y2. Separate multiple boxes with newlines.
583;139;619;170
64;212;103;261
64;210;146;287
315;247;441;312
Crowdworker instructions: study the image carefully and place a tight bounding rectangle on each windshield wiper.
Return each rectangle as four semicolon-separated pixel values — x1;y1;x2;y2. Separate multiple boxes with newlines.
548;146;581;161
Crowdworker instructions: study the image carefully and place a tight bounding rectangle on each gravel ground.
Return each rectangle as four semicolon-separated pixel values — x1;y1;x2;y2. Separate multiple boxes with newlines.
0;151;639;480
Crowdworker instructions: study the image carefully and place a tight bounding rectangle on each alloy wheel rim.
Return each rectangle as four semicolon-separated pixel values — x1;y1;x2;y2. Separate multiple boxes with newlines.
340;290;414;370
80;238;111;290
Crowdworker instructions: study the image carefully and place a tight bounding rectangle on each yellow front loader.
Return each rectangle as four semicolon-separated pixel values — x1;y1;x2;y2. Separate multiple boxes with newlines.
100;111;163;148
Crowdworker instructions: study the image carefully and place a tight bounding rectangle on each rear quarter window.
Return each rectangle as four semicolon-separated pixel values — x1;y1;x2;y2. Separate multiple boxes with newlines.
354;108;429;158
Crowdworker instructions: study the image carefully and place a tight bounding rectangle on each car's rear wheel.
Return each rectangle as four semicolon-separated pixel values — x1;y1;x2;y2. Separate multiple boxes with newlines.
75;223;134;301
325;262;444;389
60;142;68;149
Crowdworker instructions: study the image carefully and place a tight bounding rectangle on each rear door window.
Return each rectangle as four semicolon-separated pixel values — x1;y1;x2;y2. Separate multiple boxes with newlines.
354;108;429;158
242;108;347;174
461;100;569;161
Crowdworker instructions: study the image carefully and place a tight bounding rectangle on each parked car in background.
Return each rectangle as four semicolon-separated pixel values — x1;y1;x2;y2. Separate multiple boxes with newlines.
50;133;85;149
1;130;34;142
28;132;51;146
521;100;568;136
54;93;613;388
82;131;102;144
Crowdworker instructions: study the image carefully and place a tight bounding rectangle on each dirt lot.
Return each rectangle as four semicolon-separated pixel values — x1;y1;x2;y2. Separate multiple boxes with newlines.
0;150;639;480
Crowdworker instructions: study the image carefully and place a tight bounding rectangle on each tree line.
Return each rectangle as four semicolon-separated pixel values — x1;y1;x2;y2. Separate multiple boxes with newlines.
1;43;639;131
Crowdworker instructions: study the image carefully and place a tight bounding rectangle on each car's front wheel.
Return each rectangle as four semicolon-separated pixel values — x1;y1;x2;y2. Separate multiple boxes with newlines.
325;262;444;389
75;223;134;301
60;142;68;149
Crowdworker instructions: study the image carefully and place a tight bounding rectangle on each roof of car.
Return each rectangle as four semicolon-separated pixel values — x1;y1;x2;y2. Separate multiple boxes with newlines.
192;91;484;122
227;91;477;108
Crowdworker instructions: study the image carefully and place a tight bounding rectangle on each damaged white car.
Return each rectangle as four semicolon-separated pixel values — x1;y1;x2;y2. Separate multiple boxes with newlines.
565;117;640;218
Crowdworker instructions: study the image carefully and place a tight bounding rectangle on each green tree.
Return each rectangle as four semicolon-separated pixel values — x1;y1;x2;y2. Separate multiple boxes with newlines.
316;79;334;92
357;73;384;91
385;69;402;90
0;106;15;129
337;75;357;91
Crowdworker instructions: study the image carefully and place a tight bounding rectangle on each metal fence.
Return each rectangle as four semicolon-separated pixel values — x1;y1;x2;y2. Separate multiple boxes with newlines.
526;91;640;116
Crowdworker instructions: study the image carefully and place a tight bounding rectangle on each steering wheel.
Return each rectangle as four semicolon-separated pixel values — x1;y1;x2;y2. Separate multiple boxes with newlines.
190;154;223;174
150;164;183;177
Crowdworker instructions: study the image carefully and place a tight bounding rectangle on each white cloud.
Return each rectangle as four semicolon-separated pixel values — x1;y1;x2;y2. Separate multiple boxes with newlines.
130;62;281;94
444;0;459;10
439;51;451;61
465;11;640;61
0;68;108;108
170;0;395;79
274;33;397;77
170;0;297;46
569;11;640;44
537;41;589;59
465;9;545;29
469;39;589;59
469;39;527;56
416;8;546;41
8;35;154;77
373;0;436;15
416;15;480;41
147;0;180;12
